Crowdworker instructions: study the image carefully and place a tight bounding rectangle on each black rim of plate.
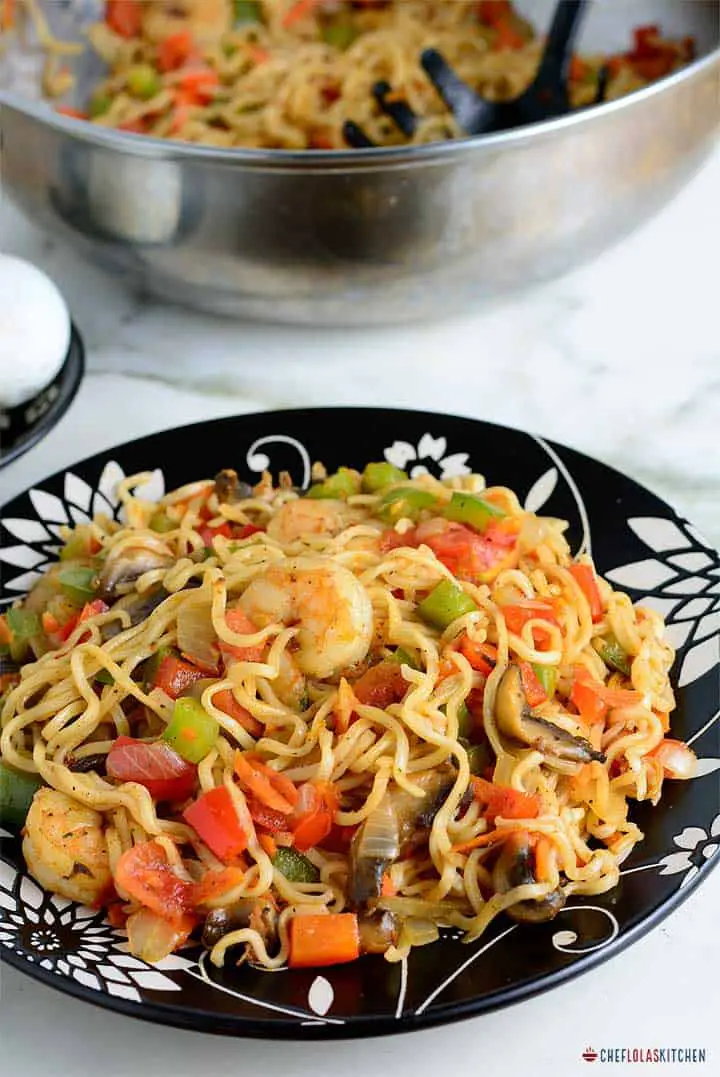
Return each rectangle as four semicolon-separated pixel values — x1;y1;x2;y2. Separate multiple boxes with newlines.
0;324;85;469
1;407;718;1040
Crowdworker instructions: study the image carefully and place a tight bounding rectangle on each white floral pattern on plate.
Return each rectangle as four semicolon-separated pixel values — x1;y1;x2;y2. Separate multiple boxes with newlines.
605;516;720;687
0;858;193;1002
384;433;471;479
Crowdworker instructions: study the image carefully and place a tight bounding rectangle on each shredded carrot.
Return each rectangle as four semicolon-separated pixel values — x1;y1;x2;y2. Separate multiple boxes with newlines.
258;833;278;859
380;872;397;897
192;866;245;905
234;752;297;814
534;836;554;883
282;0;319;29
452;826;525;854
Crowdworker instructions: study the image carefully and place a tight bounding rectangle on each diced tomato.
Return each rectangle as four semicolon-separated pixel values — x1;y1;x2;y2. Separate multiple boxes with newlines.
235;524;264;540
649;739;697;780
289;912;360;968
352;660;408;710
309;129;334;150
379;528;415;553
291;781;339;852
471;776;541;824
106;903;128;928
569;563;603;623
115;840;193;924
220;608;265;664
153;654;206;699
570;675;606;724
80;599;109;622
213;689;263;737
415;519;517;583
569;55;589;81
247;798;290;833
518;661;547;707
493;18;525;50
282;0;318;29
118;117;149;133
107;736;198;800
157;30;195;73
458;636;497;678
501;599;561;649
477;0;511;26
465;683;486;717
199;521;232;547
184;786;248;862
106;0;142;39
321;823;358;853
1;0;16;30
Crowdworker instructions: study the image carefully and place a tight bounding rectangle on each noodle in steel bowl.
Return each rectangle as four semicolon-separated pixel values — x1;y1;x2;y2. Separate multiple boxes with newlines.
0;461;698;970
10;1;696;149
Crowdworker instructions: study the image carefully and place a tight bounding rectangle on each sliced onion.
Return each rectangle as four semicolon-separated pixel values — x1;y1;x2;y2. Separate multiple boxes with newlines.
177;599;218;671
402;918;440;948
355;799;400;862
379;896;473;926
126;908;186;963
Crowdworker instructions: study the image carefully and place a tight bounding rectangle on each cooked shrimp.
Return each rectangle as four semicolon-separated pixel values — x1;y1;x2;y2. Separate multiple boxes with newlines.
142;0;231;44
23;789;112;906
239;556;373;679
266;498;364;546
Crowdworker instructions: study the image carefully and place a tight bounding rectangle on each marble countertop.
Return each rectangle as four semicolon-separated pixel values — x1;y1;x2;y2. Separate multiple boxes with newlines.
1;144;719;1076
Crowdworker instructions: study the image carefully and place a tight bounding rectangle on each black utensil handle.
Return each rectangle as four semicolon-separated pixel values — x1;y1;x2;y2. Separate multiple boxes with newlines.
420;48;497;134
535;0;588;86
373;81;417;138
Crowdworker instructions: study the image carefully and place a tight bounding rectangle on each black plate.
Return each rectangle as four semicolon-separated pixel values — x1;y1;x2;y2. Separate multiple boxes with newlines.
1;408;718;1038
0;324;85;469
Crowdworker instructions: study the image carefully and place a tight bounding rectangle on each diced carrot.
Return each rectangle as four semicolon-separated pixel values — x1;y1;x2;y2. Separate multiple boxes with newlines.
154;655;206;699
291;781;338;852
493;18;525;50
569;563;603;623
1;0;16;30
288;913;360;968
0;616;12;645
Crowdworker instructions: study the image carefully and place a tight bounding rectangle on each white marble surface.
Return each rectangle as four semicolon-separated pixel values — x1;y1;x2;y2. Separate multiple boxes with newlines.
1;144;719;1075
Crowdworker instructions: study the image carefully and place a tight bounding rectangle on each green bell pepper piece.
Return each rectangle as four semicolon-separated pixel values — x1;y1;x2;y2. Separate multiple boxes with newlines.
418;579;477;630
273;846;319;884
234;0;261;22
89;93;112;118
531;663;557;699
0;762;43;829
443;491;506;533
596;635;631;676
126;64;161;100
164;697;219;763
466;742;492;776
388;647;420;670
321;21;358;50
378;487;437;524
95;669;115;686
361;461;408;493
149;511;175;533
306;467;361;500
58;566;97;605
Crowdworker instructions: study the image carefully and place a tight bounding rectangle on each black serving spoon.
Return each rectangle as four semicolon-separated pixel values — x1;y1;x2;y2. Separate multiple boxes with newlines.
344;0;606;148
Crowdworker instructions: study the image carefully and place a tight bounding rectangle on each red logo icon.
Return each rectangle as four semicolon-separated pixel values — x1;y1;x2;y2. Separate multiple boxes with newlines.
582;1048;598;1063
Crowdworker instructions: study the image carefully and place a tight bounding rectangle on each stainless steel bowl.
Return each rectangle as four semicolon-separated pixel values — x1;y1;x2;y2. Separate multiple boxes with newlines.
2;1;719;325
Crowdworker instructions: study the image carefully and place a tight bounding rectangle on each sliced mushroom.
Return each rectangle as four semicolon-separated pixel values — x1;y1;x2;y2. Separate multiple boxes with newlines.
358;910;398;955
101;587;169;639
495;665;605;764
349;766;469;909
68;753;108;775
492;831;565;924
201;897;278;951
214;469;253;504
98;546;174;599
